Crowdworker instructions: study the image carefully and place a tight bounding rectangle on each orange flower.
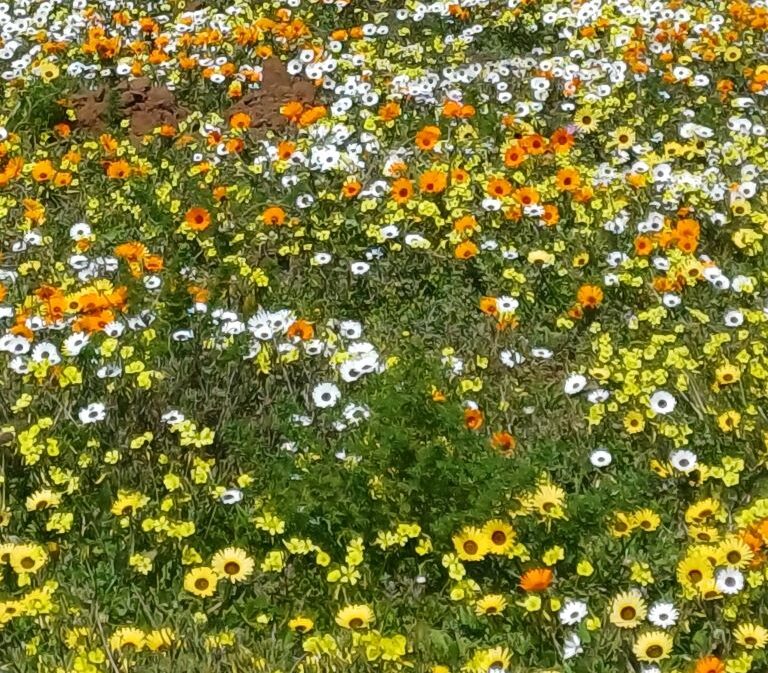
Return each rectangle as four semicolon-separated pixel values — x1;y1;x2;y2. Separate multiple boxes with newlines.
280;100;304;122
442;100;462;117
299;105;327;127
555;168;580;192
634;235;654;256
694;656;725;673
504;143;527;168
229;112;252;129
541;204;559;226
453;215;478;234
454;241;478;260
286;319;314;340
143;255;164;272
53;122;71;137
519;568;553;592
487;178;512;198
185;207;211;232
577;284;604;309
514;186;540;206
53;172;72;187
464;408;484;430
522;134;547;154
378;101;401;121
342;179;362;198
491;431;517;455
451;167;469;184
277;141;295;160
550;127;574;153
0;285;6;302
415;125;441;151
0;157;24;186
419;170;447;194
479;297;498;315
106;160;131;179
114;242;148;262
676;236;698;254
391;178;414;203
262;206;286;226
31;160;55;182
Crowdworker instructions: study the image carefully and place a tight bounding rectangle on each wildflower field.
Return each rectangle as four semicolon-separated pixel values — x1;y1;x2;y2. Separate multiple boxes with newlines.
3;0;768;671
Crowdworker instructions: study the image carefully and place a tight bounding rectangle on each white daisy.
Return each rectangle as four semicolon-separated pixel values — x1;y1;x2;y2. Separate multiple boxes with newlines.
220;489;244;505
590;449;612;468
649;390;676;415
559;600;588;625
78;402;106;424
564;374;587;395
647;602;678;628
312;382;341;409
715;568;744;595
669;449;697;473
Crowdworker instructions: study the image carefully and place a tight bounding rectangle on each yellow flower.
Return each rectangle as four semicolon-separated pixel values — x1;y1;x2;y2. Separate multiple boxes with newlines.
718;410;741;432
109;627;145;653
183;567;218;597
211;547;254;583
482;519;515;555
734;623;768;649
452;527;489;562
288;616;314;634
335;604;374;629
623;411;645;434
474;594;507;616
632;630;672;662
715;363;741;386
610;590;647;628
146;628;175;652
25;489;61;512
631;509;660;532
717;537;754;569
9;545;48;575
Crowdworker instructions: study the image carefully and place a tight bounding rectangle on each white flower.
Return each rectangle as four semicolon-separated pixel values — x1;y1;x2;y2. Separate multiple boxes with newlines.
564;374;587;395
78;402;106;424
69;222;92;239
531;347;553;359
563;632;583;660
669;449;697;473
172;329;194;342
724;309;744;327
161;410;185;425
648;602;678;628
590;449;612;468
313;252;332;265
500;350;525;368
312;382;341;409
587;389;610;403
649;390;676;415
31;342;60;365
715;568;744;595
339;320;362;339
559;600;588;625
350;261;370;275
220;489;243;505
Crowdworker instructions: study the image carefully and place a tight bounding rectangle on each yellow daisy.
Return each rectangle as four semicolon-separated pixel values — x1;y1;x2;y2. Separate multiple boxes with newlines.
734;623;768;649
335;604;374;629
475;594;507;616
183;567;218;597
211;547;254;583
452;527;489;562
610;590;647;629
633;631;673;662
482;519;515;555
